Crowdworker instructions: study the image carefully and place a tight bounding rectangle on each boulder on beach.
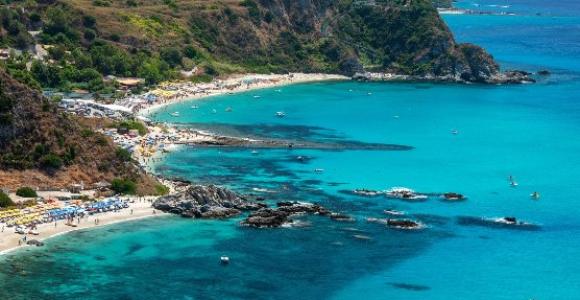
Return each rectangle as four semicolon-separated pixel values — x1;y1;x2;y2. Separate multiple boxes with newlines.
26;240;44;247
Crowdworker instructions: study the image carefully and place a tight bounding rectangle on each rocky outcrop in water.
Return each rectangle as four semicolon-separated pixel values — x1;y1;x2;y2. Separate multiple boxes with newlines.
241;201;350;228
153;185;265;219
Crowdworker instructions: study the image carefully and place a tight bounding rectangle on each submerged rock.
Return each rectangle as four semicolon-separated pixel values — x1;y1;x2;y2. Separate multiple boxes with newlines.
457;216;541;231
537;70;551;76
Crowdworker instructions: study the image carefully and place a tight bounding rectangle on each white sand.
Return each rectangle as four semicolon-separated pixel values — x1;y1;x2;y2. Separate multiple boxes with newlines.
0;200;168;256
137;73;349;117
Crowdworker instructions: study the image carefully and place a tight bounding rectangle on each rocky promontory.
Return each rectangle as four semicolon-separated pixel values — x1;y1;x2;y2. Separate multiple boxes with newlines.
153;186;351;227
153;185;265;219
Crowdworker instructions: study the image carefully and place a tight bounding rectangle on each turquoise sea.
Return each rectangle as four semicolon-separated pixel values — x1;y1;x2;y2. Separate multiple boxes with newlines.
2;1;580;299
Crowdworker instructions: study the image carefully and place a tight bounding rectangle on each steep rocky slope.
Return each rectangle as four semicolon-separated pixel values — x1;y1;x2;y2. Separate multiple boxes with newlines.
0;69;159;193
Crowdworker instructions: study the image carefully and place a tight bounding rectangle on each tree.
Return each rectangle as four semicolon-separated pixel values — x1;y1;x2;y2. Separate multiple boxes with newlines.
183;45;199;59
84;29;96;41
115;147;132;162
0;191;14;208
160;47;183;67
16;187;37;198
40;153;63;169
111;178;137;195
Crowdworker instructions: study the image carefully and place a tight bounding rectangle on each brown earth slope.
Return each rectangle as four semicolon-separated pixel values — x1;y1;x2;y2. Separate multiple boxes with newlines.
0;69;158;194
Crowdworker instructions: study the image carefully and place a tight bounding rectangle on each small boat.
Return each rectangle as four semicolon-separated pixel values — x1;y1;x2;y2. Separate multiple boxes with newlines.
220;256;230;264
451;129;459;135
275;111;286;118
212;109;217;114
510;181;518;187
314;168;325;174
225;107;233;112
530;192;540;200
170;112;180;117
191;105;199;109
251;150;259;155
253;95;261;99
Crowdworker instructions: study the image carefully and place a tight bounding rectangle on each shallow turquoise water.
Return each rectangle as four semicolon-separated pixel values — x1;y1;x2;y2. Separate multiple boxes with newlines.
2;2;580;299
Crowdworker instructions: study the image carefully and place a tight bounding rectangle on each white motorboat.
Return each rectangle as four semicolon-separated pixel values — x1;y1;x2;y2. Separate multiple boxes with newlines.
191;105;199;109
220;256;230;264
170;112;180;117
275;111;286;118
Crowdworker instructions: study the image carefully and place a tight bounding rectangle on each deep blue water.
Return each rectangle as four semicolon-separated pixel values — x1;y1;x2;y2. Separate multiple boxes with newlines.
2;2;580;299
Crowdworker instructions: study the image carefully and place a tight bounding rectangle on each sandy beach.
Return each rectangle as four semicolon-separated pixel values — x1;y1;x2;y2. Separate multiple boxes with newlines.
134;73;349;117
0;199;168;256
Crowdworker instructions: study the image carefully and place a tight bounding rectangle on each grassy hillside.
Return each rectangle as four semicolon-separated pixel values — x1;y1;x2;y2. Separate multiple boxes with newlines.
0;0;502;92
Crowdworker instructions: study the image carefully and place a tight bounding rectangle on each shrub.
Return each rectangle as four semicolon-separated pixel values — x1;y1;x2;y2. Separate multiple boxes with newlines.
116;147;132;162
155;184;170;196
16;187;37;198
40;153;63;169
111;178;137;195
0;191;14;208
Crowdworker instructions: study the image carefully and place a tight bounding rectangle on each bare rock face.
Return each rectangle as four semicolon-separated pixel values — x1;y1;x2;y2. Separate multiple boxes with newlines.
153;185;265;219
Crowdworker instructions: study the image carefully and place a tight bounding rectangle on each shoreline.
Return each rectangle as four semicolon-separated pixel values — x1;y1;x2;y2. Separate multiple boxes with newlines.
133;73;349;117
0;200;169;256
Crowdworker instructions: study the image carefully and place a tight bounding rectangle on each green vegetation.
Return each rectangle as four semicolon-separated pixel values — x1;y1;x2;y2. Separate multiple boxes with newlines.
116;120;148;135
0;0;487;92
15;187;37;198
116;147;132;162
0;191;14;208
40;153;63;169
111;178;137;195
154;184;170;196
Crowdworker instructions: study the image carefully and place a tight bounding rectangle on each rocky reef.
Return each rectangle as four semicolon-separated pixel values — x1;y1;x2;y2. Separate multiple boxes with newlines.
242;201;353;228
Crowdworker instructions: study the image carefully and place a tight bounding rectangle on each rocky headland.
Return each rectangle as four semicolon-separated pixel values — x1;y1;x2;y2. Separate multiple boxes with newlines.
153;185;354;228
